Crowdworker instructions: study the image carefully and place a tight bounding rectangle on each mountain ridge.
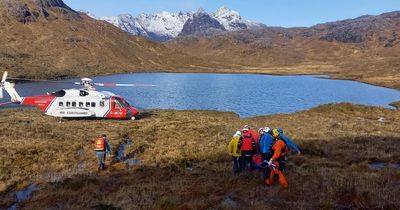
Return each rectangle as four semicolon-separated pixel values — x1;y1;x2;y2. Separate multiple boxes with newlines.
0;0;219;79
94;6;265;42
166;10;400;89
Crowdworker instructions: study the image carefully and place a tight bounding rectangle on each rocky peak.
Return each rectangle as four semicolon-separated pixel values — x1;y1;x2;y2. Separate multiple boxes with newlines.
213;6;241;20
1;0;78;23
195;7;206;15
36;0;71;9
180;8;225;36
212;6;248;31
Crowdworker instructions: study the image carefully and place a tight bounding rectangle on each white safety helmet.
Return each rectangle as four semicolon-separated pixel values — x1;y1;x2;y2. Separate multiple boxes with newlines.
233;131;242;137
243;125;250;130
263;127;271;134
258;128;264;134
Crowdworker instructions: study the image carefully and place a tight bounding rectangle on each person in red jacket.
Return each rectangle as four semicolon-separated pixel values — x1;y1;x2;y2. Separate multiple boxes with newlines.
266;129;289;188
243;125;260;152
237;128;256;172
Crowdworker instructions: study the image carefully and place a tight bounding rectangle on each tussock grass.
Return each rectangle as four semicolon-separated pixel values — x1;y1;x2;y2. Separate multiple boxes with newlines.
0;103;399;209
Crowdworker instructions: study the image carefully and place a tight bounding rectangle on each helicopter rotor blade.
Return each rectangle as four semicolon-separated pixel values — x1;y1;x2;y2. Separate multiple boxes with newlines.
7;77;75;84
1;71;8;83
94;83;157;87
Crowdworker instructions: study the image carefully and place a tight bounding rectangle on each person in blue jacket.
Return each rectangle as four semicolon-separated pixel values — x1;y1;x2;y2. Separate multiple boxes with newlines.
259;127;274;178
277;128;301;155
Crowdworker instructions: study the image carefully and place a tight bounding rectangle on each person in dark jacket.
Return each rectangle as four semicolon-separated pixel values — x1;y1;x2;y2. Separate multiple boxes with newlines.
237;128;256;172
94;134;112;170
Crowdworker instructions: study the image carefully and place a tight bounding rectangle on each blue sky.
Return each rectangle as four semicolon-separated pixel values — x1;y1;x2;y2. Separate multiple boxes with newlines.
64;0;400;27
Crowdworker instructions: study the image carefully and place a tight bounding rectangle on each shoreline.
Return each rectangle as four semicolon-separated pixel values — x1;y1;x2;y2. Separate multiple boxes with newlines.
5;65;400;90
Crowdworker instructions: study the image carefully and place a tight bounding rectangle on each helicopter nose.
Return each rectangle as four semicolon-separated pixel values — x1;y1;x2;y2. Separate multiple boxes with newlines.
131;107;139;116
126;107;139;118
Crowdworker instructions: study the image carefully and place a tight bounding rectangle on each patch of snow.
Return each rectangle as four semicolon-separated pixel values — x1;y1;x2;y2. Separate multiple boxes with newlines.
213;6;266;31
100;14;148;36
79;10;97;19
136;11;192;38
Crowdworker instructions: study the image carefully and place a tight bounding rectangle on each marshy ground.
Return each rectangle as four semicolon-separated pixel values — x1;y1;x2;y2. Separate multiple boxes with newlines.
0;103;399;209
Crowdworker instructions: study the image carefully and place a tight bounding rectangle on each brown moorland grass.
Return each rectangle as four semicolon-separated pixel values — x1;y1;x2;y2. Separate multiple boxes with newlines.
0;103;399;209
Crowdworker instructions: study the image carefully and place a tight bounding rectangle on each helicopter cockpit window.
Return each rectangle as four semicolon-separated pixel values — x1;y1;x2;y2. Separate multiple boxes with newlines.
100;101;105;107
59;101;63;107
79;90;89;97
115;98;130;108
52;90;66;97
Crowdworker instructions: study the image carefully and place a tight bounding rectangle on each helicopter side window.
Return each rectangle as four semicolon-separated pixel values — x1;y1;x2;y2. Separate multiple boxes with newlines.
66;101;71;107
91;102;96;107
86;102;90;107
59;101;64;107
72;102;76;107
100;101;105;107
79;102;84;107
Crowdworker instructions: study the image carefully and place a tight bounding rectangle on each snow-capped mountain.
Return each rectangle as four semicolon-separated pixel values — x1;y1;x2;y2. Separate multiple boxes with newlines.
180;8;226;36
100;14;149;37
92;6;265;42
136;11;192;42
212;6;264;31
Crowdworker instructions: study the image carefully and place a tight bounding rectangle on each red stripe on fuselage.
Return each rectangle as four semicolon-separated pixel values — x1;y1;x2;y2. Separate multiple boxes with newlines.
21;95;56;111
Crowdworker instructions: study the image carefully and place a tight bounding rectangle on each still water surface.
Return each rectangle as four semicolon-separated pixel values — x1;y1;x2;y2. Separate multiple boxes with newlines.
1;73;400;117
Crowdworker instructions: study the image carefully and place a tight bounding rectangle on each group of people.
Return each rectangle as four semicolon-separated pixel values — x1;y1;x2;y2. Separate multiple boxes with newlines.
228;125;301;189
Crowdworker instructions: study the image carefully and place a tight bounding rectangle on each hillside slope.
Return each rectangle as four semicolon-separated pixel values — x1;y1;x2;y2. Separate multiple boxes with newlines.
167;11;400;88
0;0;213;79
0;104;399;209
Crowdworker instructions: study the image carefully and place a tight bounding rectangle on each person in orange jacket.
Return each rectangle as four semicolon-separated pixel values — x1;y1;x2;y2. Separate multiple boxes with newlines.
266;129;289;189
94;134;112;170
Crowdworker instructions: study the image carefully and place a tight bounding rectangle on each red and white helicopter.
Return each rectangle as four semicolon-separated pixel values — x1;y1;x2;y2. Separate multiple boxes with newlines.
0;71;155;120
